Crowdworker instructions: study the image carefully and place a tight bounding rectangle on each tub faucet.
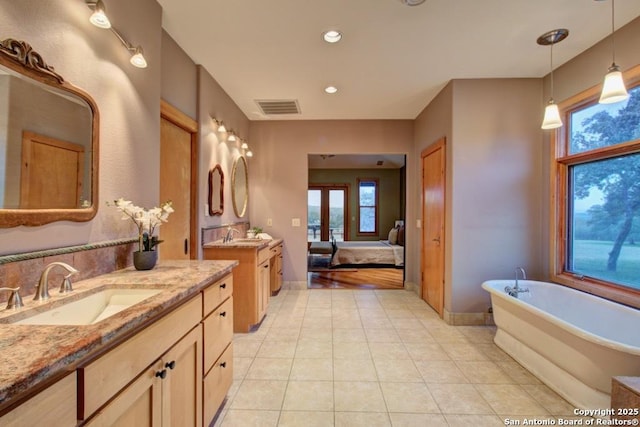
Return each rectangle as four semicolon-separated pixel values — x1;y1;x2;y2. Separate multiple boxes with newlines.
505;267;529;298
34;262;79;301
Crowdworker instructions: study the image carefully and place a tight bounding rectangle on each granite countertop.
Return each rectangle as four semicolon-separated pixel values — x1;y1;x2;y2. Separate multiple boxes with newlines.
203;237;283;250
0;259;237;409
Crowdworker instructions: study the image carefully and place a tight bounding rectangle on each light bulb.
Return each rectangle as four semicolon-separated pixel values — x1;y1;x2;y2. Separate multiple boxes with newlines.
89;0;111;29
130;46;147;68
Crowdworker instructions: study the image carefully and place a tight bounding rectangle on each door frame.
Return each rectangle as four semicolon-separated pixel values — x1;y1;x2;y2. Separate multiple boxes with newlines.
421;137;446;316
160;99;198;258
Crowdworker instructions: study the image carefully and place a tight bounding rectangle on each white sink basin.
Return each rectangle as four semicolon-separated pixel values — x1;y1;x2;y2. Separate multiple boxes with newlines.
15;289;162;326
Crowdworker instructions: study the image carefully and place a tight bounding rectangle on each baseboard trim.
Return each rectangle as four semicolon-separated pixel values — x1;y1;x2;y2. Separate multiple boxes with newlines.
443;309;494;326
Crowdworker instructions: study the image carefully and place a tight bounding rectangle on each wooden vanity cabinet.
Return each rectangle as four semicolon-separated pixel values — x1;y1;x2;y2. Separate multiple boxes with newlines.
0;373;76;427
201;274;234;424
84;325;202;427
78;295;203;426
203;245;271;332
269;242;283;295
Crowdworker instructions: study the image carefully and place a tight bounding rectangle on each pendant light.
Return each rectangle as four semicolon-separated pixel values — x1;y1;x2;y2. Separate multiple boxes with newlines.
538;29;568;130
598;0;629;104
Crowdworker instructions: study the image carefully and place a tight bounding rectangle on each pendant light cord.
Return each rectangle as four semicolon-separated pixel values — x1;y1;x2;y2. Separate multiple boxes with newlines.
550;41;554;100
611;0;617;65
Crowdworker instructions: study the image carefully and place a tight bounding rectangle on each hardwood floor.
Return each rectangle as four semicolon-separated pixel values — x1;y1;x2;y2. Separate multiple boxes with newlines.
308;267;404;290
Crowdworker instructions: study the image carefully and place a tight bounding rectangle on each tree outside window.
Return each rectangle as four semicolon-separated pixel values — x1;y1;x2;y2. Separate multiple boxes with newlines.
554;77;640;303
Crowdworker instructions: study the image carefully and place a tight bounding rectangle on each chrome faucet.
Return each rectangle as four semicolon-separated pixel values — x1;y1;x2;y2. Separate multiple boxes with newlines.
505;267;529;298
223;226;239;243
0;287;23;309
34;262;79;301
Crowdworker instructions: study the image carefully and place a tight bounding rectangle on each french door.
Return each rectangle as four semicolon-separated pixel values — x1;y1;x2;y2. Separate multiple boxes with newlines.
307;185;348;242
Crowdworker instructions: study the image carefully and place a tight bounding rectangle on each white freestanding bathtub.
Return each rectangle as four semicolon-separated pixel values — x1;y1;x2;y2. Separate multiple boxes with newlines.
482;279;640;409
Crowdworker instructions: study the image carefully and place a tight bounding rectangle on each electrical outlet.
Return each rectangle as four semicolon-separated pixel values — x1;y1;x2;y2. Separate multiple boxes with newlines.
292;218;301;227
267;218;273;226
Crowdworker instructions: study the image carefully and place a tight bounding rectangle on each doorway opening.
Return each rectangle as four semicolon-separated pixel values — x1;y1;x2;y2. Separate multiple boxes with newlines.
307;154;406;289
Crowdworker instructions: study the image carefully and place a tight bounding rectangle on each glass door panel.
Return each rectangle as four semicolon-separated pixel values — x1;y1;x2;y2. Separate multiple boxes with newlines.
308;189;321;242
329;189;345;241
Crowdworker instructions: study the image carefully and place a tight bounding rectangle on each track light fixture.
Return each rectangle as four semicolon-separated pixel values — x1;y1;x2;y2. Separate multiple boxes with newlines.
86;0;147;68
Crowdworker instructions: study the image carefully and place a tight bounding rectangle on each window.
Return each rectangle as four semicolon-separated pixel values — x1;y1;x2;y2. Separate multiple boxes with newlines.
358;179;378;235
552;67;640;307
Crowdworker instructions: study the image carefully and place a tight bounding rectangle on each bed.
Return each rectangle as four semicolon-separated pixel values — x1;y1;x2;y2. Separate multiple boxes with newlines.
331;240;404;267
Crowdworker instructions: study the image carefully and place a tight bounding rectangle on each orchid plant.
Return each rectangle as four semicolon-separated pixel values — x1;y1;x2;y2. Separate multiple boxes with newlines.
108;198;174;252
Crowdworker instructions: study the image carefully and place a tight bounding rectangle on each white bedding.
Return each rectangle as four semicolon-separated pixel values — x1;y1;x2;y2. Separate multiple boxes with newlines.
331;240;404;267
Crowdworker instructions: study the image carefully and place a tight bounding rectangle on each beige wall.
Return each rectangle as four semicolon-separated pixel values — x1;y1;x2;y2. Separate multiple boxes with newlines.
197;66;250;256
161;30;198;121
0;0;162;256
415;79;544;315
450;78;543;314
249;120;414;284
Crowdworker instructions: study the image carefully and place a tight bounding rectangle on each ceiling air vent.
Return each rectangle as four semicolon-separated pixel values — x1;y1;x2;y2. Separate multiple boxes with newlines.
255;99;300;115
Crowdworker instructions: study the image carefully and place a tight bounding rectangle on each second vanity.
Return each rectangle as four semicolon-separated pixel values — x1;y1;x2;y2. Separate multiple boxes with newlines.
0;260;237;426
202;238;283;333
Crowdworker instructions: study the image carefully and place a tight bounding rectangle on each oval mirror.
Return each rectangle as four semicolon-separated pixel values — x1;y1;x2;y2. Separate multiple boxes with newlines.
231;156;248;217
208;164;223;216
0;38;99;227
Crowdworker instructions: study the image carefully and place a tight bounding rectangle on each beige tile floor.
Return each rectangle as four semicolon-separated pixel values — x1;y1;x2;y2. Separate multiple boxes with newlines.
213;289;588;427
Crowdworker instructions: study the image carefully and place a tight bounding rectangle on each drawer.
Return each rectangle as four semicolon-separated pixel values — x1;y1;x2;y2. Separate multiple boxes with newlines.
78;294;202;419
269;243;282;258
203;343;233;425
203;274;233;316
258;247;270;265
203;297;234;373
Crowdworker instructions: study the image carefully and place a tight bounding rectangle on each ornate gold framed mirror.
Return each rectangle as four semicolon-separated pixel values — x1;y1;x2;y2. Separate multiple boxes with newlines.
231;156;248;218
0;38;99;227
208;164;224;216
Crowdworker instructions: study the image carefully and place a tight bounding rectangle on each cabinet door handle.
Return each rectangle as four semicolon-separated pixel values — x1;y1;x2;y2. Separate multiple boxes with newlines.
155;369;167;379
220;361;227;368
220;283;226;289
220;311;227;317
165;360;176;370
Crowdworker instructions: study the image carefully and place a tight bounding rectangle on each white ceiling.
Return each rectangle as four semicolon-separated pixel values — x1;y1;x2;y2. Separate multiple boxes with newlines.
157;0;640;121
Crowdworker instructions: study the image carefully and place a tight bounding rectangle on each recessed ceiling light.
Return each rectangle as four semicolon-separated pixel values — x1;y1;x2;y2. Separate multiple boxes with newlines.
324;86;338;94
399;0;426;5
322;30;342;43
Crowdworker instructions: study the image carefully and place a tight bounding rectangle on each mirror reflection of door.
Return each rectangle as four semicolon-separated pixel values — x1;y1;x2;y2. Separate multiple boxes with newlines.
20;131;84;209
307;185;347;242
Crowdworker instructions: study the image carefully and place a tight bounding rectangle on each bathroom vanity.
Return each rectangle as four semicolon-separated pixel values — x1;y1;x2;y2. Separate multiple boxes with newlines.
0;260;237;427
202;238;283;332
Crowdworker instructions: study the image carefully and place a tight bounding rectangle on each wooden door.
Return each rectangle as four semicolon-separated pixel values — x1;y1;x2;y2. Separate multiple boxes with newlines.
421;138;446;316
160;101;198;260
163;325;202;427
20;131;84;208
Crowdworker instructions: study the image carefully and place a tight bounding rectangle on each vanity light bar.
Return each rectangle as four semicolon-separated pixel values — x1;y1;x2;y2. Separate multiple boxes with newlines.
85;0;147;68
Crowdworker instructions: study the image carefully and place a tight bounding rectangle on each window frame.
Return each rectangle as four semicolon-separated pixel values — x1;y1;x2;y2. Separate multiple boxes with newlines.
550;64;640;309
357;178;379;236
